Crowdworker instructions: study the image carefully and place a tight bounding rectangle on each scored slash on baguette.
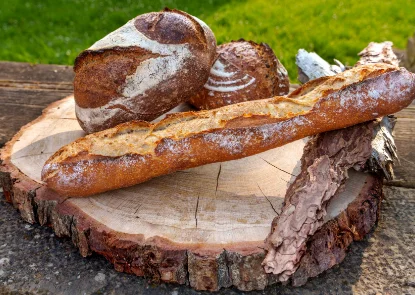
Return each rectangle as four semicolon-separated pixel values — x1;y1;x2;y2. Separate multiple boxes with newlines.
42;63;415;197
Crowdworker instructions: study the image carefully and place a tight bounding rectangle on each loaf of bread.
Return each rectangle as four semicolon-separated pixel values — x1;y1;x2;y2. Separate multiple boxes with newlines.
188;40;289;110
74;8;217;133
42;63;415;197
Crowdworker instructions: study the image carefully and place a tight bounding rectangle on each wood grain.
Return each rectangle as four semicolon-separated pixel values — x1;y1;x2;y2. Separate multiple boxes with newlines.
0;62;74;147
387;117;415;187
0;62;74;83
385;100;415;187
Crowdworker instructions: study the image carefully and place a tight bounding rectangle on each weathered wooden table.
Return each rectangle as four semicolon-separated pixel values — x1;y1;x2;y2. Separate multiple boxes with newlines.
0;61;414;294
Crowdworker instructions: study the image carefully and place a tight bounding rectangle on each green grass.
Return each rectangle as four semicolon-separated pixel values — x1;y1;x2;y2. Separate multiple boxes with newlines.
1;0;415;81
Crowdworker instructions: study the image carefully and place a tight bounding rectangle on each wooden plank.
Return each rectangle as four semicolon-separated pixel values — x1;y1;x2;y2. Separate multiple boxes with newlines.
388;100;415;187
0;80;73;91
0;88;73;107
0;62;74;84
387;117;415;188
0;88;74;147
395;102;415;119
0;62;74;148
0;102;54;147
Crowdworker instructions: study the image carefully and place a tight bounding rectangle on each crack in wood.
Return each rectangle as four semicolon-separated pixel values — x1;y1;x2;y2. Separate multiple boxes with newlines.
31;186;43;223
176;170;192;174
133;205;142;216
58;196;73;205
223;248;232;287
257;183;279;216
194;194;200;228
68;214;75;236
215;164;222;196
184;250;190;285
12;151;54;160
259;157;297;177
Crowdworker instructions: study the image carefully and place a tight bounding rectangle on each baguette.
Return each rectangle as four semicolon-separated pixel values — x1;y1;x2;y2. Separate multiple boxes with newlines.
42;63;415;197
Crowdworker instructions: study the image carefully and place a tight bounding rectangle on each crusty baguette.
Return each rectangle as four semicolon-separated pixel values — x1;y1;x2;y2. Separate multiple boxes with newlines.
42;63;415;197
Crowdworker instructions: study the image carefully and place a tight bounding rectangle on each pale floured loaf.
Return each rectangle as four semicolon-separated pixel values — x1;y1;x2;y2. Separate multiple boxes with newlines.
43;63;415;197
74;8;217;133
188;40;290;110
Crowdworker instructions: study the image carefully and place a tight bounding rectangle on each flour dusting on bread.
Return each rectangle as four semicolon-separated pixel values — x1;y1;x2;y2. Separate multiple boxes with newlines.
74;9;217;133
188;40;289;109
88;18;193;99
204;58;257;93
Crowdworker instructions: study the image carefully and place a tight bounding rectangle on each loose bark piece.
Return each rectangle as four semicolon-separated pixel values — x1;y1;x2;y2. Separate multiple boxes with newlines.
263;122;375;280
291;173;382;286
356;41;399;67
366;116;398;180
263;41;401;282
295;49;344;83
353;41;401;181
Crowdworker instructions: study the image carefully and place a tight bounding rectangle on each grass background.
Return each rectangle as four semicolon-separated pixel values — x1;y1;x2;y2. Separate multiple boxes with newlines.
1;0;415;81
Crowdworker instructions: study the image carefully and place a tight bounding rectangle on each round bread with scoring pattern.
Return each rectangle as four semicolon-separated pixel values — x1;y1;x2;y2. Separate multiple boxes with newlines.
188;40;289;110
74;8;217;133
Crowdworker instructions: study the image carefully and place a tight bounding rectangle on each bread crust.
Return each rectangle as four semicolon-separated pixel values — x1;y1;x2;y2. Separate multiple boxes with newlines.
74;9;216;133
188;40;290;110
42;64;415;197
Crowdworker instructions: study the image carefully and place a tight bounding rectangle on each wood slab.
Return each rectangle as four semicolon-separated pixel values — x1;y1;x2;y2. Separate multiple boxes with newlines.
0;94;383;291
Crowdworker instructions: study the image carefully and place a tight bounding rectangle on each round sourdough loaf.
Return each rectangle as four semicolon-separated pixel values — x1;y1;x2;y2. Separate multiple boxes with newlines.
188;39;289;110
74;9;216;133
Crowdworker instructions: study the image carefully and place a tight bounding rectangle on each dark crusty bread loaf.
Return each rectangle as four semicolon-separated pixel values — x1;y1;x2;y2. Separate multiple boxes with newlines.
42;63;415;197
74;8;217;133
188;40;290;110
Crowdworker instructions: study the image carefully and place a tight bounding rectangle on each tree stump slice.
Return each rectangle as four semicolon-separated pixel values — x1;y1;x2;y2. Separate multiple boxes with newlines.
0;95;383;291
